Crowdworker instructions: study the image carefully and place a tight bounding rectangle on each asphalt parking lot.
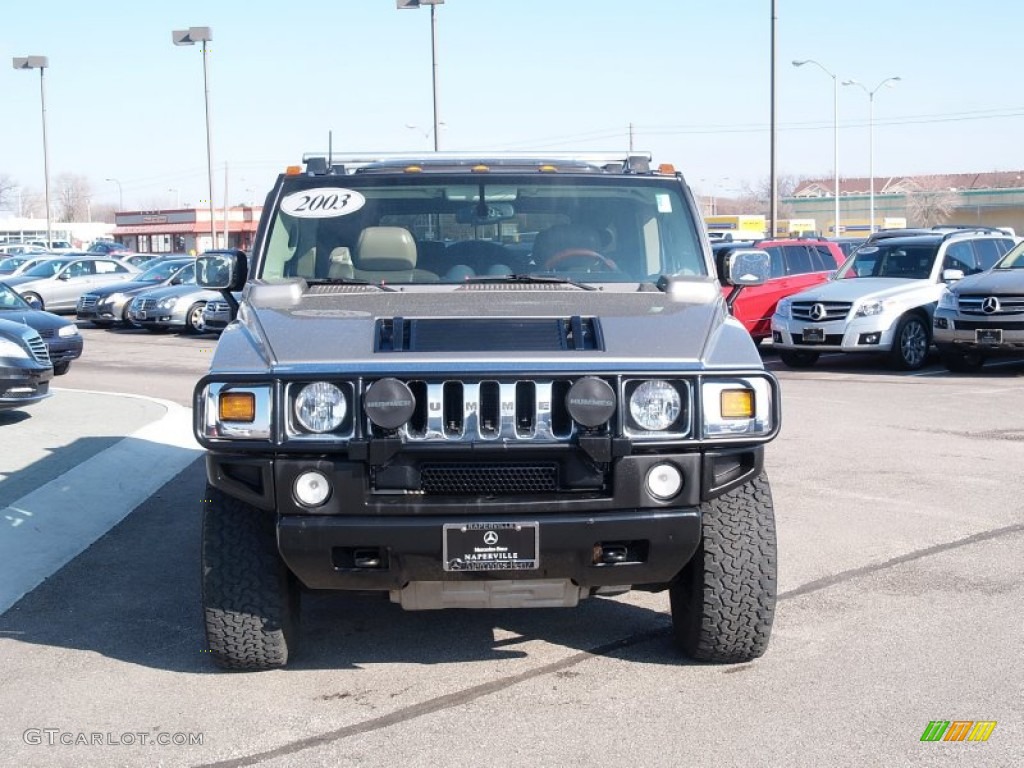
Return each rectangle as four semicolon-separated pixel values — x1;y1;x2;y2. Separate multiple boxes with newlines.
0;326;1021;767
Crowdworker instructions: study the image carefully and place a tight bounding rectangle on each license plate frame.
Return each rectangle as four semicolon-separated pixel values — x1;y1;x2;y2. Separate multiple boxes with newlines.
443;521;539;572
976;328;1002;344
136;310;147;319
802;327;825;343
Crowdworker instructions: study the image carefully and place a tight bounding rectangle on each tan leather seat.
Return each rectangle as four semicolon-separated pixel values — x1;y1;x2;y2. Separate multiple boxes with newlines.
352;227;438;283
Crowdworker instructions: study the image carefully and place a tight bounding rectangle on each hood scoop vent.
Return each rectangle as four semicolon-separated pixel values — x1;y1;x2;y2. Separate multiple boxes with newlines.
376;316;604;353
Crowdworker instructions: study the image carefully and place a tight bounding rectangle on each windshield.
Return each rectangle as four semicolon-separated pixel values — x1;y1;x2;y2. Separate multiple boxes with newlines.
0;257;26;273
835;243;938;280
0;282;31;310
995;240;1024;269
258;175;706;285
21;258;69;277
139;260;192;282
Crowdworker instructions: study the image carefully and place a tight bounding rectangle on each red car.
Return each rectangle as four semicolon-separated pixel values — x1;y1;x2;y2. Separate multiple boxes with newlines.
714;238;846;342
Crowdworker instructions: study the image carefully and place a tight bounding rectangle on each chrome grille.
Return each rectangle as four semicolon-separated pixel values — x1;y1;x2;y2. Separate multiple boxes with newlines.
958;294;1024;316
792;301;852;322
369;378;585;443
78;294;99;310
205;300;230;314
135;298;158;312
27;334;50;365
37;328;56;339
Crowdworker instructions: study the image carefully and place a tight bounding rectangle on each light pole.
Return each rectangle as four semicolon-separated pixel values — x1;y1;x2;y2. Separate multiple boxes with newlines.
168;188;181;208
843;76;901;233
793;59;841;236
12;56;52;248
397;0;443;151
105;178;123;211
172;26;216;246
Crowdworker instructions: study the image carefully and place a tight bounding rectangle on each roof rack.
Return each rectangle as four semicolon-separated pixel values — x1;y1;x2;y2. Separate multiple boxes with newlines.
299;151;656;176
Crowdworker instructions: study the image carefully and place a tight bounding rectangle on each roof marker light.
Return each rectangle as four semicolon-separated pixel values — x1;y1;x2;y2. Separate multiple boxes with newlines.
285;165;302;175
538;164;558;173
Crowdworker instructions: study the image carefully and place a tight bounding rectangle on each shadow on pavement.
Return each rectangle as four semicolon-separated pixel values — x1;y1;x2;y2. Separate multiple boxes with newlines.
0;459;691;673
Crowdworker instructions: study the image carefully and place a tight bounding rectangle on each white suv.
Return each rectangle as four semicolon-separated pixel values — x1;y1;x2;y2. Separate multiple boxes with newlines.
771;229;1016;370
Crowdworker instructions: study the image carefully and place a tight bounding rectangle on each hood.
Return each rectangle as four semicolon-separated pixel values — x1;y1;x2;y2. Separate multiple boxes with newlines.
2;275;48;289
212;280;743;374
951;269;1024;295
86;279;166;298
0;307;73;333
788;277;930;303
135;284;212;301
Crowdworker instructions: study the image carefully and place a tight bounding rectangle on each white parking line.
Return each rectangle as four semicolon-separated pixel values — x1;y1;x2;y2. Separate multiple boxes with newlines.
0;390;201;614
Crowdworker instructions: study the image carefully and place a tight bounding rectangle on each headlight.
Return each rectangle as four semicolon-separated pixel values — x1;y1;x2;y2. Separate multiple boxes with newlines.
854;299;885;317
105;292;126;305
158;297;178;309
294;382;347;433
775;298;792;319
57;324;79;338
701;378;775;438
938;290;957;310
0;338;29;360
629;380;682;432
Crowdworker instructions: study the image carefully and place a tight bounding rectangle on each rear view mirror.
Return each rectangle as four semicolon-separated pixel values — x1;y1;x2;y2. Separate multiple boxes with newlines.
455;202;516;225
725;249;771;287
197;250;248;291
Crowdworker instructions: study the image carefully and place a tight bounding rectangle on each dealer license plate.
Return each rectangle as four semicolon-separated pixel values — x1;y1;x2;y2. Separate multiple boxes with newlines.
443;522;539;572
976;328;1002;344
802;327;825;343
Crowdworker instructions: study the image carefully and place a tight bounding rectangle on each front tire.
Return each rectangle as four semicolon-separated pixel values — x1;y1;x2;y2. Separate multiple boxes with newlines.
670;473;777;663
889;314;930;370
778;350;819;368
202;484;300;670
22;292;43;310
185;302;207;334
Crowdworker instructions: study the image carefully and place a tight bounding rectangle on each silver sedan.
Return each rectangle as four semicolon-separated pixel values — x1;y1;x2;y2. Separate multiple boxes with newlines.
127;283;222;334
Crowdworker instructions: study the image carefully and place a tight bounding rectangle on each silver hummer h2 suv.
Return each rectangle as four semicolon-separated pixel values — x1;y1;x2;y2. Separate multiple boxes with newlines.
193;152;781;670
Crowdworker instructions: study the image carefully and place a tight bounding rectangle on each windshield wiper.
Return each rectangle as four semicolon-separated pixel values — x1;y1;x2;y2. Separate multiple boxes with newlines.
461;273;596;291
305;277;395;291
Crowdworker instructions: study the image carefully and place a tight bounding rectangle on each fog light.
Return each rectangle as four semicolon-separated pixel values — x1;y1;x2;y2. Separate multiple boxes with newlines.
645;463;683;500
294;470;331;507
859;332;881;345
934;317;949;329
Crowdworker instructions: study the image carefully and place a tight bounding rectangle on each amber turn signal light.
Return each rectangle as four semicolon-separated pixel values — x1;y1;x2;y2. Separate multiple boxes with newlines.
219;392;256;422
720;389;754;419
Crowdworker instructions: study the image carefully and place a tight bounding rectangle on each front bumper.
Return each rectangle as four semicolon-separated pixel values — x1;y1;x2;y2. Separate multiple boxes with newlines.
771;313;898;353
45;337;83;364
933;309;1024;353
129;305;186;328
0;362;53;410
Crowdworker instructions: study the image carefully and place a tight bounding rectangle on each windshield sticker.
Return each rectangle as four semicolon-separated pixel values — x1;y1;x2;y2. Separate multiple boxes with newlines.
656;193;673;213
280;188;366;219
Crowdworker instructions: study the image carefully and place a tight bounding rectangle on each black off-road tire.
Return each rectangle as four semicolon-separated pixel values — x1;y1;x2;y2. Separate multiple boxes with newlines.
670;473;777;663
778;349;819;368
940;348;985;373
201;484;300;670
889;313;930;370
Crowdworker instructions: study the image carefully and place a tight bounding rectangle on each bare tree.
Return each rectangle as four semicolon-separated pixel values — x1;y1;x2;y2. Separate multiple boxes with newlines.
0;174;17;213
905;176;959;227
54;173;93;222
19;187;45;218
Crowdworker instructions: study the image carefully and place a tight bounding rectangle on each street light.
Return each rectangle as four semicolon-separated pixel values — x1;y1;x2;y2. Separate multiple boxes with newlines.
843;76;901;233
12;56;52;248
172;26;216;246
396;0;443;151
793;59;841;236
168;188;181;208
105;178;123;211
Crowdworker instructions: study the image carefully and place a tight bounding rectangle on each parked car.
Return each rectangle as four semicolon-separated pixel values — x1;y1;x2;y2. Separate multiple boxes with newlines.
0;281;82;375
200;295;240;333
0;316;53;412
77;257;195;327
128;282;220;333
933;238;1024;371
119;252;167;268
3;255;141;313
828;236;867;258
714;237;846;342
772;228;1016;370
28;239;75;252
87;240;131;256
0;243;48;256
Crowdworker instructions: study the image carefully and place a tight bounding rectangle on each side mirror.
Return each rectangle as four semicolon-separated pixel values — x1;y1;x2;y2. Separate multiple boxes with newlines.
942;268;965;283
724;249;771;287
196;250;248;290
57;271;70;281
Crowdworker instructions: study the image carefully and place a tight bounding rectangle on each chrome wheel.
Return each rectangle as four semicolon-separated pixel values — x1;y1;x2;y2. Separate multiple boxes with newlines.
185;302;206;334
892;316;929;370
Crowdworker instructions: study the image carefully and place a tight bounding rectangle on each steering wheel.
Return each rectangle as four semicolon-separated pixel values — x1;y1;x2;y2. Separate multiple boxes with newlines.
544;248;619;272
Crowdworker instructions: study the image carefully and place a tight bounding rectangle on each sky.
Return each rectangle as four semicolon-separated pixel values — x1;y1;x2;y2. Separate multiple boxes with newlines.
2;0;1023;212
